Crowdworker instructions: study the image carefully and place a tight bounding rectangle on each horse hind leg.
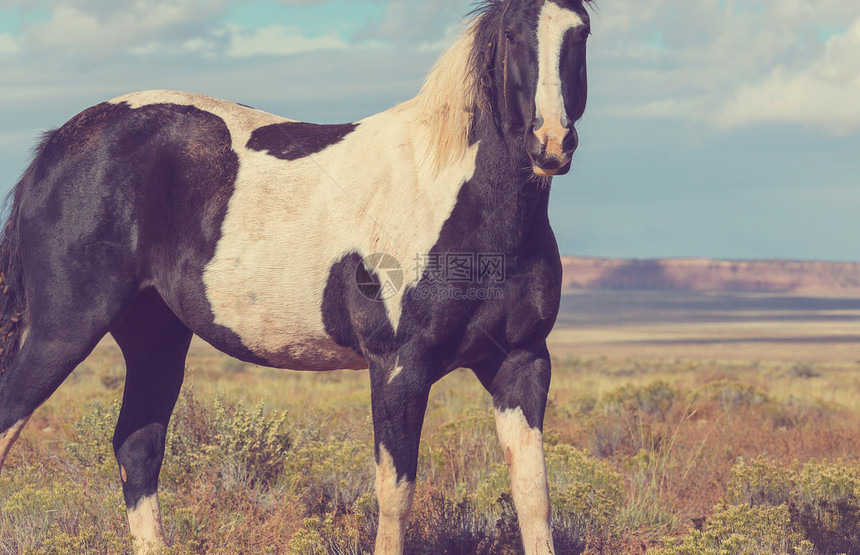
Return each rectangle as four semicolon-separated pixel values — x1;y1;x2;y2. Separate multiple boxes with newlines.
110;288;191;554
0;315;130;474
0;254;146;477
0;416;29;472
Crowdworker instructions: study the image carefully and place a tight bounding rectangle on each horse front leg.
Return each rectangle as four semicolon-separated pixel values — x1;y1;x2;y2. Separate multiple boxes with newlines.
477;345;554;555
368;355;431;555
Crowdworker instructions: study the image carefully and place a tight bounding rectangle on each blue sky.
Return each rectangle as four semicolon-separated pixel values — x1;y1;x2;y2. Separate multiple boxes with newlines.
1;0;858;261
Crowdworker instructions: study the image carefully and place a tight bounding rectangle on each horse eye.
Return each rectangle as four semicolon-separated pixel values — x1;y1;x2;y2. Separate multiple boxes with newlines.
504;29;515;42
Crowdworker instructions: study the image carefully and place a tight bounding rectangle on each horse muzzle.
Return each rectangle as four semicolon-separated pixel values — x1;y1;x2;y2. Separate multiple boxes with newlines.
525;124;578;177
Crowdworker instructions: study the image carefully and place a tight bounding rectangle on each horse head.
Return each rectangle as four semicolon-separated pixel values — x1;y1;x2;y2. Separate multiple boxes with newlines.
478;0;591;177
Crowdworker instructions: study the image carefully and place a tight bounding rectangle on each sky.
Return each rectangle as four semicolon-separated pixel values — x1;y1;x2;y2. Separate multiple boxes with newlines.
0;0;858;262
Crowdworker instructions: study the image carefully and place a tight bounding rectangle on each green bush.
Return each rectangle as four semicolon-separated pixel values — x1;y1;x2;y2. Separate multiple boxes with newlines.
65;399;121;477
162;386;218;487
285;439;374;514
408;491;494;555
287;511;364;555
792;460;860;554
546;444;625;542
600;381;677;418
587;381;678;457
211;393;291;488
697;382;768;410
727;457;793;508
164;388;291;489
1;480;128;554
287;492;377;555
649;504;813;555
20;525;129;555
64;388;292;491
476;443;625;554
727;457;860;554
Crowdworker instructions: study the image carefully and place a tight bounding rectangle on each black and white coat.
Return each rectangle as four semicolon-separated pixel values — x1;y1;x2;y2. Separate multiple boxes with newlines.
0;1;591;553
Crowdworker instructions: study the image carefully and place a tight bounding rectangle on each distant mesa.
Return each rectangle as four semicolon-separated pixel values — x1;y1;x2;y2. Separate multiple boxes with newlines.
561;257;860;294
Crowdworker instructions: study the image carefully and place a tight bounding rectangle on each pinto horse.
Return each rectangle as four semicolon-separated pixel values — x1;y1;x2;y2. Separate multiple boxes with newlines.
0;0;591;552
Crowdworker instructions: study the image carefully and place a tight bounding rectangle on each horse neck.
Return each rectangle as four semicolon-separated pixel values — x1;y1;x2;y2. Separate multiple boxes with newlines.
463;110;553;254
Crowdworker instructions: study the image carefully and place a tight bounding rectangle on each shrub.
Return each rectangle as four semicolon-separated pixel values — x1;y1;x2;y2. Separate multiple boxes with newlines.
587;382;678;457
600;381;677;419
164;388;291;489
649;504;813;555
1;480;128;554
425;409;501;489
287;493;377;555
210;393;291;488
727;457;860;554
783;363;820;379
285;439;374;515
19;525;129;555
476;443;625;554
65;388;292;491
546;444;625;541
697;382;768;411
793;460;860;554
65;399;121;477
162;386;218;487
407;490;494;555
287;512;363;555
727;457;793;508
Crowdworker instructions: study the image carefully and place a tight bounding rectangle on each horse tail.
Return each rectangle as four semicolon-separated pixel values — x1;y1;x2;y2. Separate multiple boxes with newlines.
0;131;52;372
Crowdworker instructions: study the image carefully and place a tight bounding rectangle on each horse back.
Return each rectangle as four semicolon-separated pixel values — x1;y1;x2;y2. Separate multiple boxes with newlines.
16;92;349;367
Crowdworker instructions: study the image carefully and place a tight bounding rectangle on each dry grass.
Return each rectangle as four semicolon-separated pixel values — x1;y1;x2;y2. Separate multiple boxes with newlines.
2;290;860;553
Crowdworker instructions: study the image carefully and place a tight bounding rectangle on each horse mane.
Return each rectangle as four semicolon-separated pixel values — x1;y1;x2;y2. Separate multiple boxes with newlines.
398;1;506;173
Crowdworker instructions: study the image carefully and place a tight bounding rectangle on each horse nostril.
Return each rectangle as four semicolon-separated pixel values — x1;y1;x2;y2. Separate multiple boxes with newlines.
544;138;564;157
564;127;579;153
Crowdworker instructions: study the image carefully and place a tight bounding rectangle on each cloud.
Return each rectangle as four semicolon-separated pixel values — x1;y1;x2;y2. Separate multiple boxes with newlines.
353;0;468;46
21;0;226;59
716;18;860;133
224;24;348;57
415;23;464;54
590;0;860;134
0;33;20;54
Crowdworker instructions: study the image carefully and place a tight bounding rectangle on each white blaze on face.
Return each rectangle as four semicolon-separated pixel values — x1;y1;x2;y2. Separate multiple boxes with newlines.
127;494;166;554
374;445;416;555
495;406;555;555
534;1;584;156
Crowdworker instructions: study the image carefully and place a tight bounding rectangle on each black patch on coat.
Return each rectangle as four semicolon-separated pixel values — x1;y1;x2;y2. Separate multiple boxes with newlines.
111;288;191;509
25;100;269;366
247;121;358;160
321;252;396;356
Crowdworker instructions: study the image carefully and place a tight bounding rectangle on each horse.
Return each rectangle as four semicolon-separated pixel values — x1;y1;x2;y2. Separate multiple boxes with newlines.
0;0;591;552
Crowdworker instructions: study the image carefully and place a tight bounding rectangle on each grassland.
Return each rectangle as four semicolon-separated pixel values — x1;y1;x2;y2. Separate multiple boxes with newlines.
2;291;860;554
